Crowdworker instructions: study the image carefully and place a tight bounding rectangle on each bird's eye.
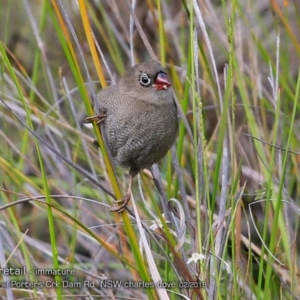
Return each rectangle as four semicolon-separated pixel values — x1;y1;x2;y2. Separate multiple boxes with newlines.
139;72;152;87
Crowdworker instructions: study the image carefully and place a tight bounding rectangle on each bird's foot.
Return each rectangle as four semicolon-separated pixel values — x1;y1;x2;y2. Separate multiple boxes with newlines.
110;192;131;213
85;111;106;125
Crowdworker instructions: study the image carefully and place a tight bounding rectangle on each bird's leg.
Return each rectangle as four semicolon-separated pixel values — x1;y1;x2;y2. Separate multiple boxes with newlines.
84;109;106;125
110;174;134;213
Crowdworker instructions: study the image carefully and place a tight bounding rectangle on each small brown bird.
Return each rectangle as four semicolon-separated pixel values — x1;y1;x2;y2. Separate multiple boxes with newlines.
86;60;178;212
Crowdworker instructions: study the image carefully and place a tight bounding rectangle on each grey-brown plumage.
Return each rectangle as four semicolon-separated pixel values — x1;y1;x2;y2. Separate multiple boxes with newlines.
86;60;178;211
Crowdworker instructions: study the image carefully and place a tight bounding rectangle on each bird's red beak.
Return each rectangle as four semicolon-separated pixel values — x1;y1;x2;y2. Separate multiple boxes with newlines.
154;72;171;91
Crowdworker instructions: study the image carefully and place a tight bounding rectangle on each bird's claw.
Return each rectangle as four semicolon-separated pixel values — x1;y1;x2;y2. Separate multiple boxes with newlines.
85;111;106;125
110;192;131;213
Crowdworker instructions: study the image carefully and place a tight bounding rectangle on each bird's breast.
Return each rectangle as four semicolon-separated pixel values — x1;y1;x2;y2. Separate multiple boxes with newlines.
103;92;178;169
